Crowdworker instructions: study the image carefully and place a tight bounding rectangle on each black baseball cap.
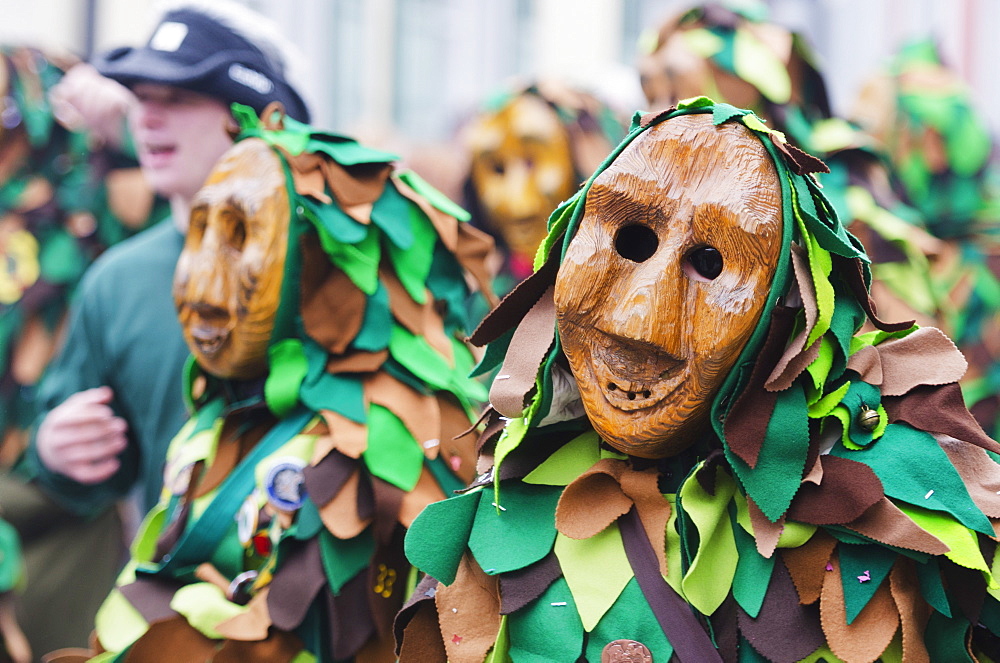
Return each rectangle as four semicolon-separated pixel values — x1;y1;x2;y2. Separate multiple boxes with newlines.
94;6;310;122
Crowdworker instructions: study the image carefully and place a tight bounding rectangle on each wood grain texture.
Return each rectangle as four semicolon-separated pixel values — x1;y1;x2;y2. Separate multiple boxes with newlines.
174;138;290;379
554;114;782;457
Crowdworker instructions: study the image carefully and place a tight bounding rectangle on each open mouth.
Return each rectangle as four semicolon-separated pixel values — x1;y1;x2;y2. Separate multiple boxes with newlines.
191;324;229;356
588;330;685;411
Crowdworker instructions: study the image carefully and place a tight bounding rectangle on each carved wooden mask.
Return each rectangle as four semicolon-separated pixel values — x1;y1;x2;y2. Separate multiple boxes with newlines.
554;114;782;458
174;138;290;379
467;94;577;259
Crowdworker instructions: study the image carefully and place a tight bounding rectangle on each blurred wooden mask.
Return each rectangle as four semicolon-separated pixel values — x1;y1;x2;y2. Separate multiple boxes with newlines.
554;114;782;458
174;138;289;379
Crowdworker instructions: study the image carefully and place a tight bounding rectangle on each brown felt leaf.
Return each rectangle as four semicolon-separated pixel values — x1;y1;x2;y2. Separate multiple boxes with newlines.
285;151;332;204
821;553;900;663
780;530;837;605
766;330;822;392
556;459;633;540
213;630;305;663
873;327;967;396
437;395;478;483
382;266;454;364
844;497;948;555
802;451;824;486
490;285;556;417
122;616;217;662
397;592;448;662
316;409;369;461
938;434;1000;518
455;222;498;307
399;467;448;528
835;255;914;333
436;554;501;663
301;238;366;355
884;383;1000;456
267;539;327;632
323;159;391;209
748;495;784;559
320;468;371;539
393;175;458;251
619;467;672;578
845;344;883;385
366;372;440;451
888;558;931;663
769;134;830;176
786;456;884;526
215;588;273;641
326;350;389;374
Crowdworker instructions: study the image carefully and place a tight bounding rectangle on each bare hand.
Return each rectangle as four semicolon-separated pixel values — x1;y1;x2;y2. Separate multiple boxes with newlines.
35;386;128;484
49;63;134;148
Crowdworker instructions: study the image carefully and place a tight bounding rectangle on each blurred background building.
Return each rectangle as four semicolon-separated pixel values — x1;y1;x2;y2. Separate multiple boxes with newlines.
0;0;996;153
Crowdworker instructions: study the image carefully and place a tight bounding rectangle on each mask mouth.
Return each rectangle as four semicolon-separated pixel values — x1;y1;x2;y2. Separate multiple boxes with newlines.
185;302;234;357
588;329;685;412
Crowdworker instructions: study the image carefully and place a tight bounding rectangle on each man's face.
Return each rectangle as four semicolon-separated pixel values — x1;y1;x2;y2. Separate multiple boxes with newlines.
174;138;289;380
130;83;234;204
467;94;577;259
554;114;782;458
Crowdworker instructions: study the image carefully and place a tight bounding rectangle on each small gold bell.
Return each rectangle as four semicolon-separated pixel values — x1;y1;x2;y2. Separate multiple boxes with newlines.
858;403;880;432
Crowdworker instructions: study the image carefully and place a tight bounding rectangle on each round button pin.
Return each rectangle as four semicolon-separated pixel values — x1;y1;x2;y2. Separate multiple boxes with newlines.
601;639;653;663
264;457;308;512
236;493;260;547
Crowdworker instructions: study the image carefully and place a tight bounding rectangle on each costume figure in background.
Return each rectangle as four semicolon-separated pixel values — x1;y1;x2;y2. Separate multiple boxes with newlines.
78;104;494;662
636;3;946;331
0;46;166;660
15;3;312;656
852;38;1000;439
461;82;624;300
398;99;1000;661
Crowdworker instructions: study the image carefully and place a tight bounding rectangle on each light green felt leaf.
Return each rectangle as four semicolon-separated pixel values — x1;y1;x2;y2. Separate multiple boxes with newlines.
469;482;562;575
171;582;244;638
397;170;471;222
682;29;725;59
265;339;308;416
386;205;437;304
898;503;995;588
484;615;512;663
370;183;414;250
733;28;791;103
805;337;835;394
404;488;482;585
317;221;381;295
94;588;149;654
507;576;584;661
808;382;851;418
523;431;601;486
363;404;423;491
680;465;738;615
585;578;674;661
554;526;633;631
389;326;453;392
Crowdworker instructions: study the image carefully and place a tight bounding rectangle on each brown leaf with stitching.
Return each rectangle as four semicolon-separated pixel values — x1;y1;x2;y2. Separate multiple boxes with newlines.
780;530;837;605
888;558;931;663
300;236;366;355
319;469;371;538
436;555;501;663
215;587;273;641
821;553;899;663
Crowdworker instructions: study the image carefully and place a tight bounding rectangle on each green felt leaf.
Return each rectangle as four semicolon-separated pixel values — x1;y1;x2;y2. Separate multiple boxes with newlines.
732;519;774;618
293;499;324;540
729;384;810;522
469;482;562;575
898;503;994;586
308;135;398;166
172;583;245;638
38;229;85;284
554;526;633;632
353;281;391;352
832;424;994;536
796;211;835;348
733;28;791;104
317;220;381;295
319;528;373;594
388;326;453;392
363;403;423;491
712;102;747;126
808;382;851;418
370;182;414;250
299;369;365;424
915;556;951;617
839;543;897;624
404;488;482;585
805;337;835;395
386;206;437;304
679;465;738;616
840;380;881;448
739;636;771;663
303;196;367;244
522;431;601;486
585;577;674;662
925;611;975;663
507;576;584;662
94;587;149;654
265;339;308;416
484;615;512;663
397;170;471;222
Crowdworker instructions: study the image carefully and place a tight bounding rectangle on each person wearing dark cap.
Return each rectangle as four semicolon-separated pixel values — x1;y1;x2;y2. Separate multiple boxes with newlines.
12;1;311;653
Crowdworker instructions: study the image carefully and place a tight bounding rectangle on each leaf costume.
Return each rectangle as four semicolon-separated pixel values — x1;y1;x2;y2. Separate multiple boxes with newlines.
82;107;495;662
398;99;1000;662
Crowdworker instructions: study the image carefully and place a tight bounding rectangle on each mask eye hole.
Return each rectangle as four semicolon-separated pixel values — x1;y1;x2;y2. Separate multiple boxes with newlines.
615;224;658;263
685;245;723;280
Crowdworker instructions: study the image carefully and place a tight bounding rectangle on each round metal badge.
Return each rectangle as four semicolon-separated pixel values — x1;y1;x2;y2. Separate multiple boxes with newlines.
264;457;308;512
236;493;260;547
601;640;653;663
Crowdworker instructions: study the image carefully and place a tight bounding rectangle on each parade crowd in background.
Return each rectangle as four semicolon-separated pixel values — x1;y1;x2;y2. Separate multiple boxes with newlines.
0;0;998;661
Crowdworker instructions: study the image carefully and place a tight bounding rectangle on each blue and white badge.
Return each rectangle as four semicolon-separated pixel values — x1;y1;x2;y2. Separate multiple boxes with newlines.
236;493;260;546
264;457;307;512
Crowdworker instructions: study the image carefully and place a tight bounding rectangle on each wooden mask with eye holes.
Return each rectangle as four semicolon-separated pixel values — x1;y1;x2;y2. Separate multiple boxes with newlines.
174;138;289;379
554;114;783;458
467;94;577;260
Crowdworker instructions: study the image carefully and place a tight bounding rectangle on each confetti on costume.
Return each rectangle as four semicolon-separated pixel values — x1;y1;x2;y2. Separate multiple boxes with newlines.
397;99;1000;662
79;105;494;662
853;38;1000;440
0;46;165;459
